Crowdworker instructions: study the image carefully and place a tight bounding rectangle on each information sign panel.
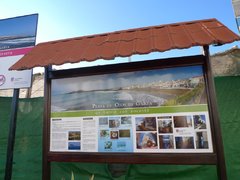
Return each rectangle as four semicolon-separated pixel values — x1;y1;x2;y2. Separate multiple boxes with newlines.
50;63;213;154
0;14;38;89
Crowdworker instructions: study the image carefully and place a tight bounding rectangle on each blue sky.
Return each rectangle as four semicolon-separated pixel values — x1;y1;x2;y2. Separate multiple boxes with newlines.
0;0;239;70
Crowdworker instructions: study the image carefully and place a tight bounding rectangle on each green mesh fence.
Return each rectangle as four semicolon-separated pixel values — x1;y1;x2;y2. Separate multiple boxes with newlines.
0;97;43;180
0;76;240;179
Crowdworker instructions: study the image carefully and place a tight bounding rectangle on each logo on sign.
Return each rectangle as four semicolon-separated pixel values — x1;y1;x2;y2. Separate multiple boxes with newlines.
0;75;6;86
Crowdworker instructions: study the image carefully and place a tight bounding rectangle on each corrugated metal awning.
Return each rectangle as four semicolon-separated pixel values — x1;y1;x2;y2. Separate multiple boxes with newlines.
10;18;240;70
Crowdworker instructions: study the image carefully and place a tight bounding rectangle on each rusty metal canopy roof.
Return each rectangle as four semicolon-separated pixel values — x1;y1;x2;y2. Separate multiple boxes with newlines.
11;18;240;70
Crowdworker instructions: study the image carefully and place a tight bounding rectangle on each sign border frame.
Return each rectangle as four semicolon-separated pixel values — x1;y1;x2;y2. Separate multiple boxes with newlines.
42;52;226;179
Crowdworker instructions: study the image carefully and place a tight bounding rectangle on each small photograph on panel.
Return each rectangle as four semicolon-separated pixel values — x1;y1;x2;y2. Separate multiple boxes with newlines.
100;130;110;138
68;131;81;141
157;116;172;119
158;119;173;133
119;129;131;138
121;116;132;125
175;136;194;149
193;115;207;129
104;141;112;150
110;131;119;139
196;131;209;149
109;117;121;128
136;132;158;149
135;117;157;131
159;135;174;149
173;116;192;128
68;142;81;150
99;117;108;125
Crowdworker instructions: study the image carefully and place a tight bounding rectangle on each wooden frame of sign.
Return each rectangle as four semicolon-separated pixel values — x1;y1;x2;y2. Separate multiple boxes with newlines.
42;46;227;180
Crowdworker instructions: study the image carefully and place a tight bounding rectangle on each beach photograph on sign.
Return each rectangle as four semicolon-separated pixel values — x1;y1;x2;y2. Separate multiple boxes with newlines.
0;18;36;51
0;14;38;89
50;65;213;153
51;66;207;111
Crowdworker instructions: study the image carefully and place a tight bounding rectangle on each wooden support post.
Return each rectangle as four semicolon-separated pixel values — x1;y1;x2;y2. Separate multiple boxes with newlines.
42;66;52;180
4;89;20;180
203;45;227;180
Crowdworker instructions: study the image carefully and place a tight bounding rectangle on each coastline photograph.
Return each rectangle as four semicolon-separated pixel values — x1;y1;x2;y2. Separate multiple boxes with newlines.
68;142;81;150
0;15;37;51
51;65;207;112
68;131;81;141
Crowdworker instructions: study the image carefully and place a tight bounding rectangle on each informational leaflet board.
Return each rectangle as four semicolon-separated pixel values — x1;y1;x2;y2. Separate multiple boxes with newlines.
50;65;213;153
0;14;38;89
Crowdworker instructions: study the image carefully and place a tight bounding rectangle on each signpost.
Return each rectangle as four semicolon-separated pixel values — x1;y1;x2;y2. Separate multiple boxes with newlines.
0;14;38;180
